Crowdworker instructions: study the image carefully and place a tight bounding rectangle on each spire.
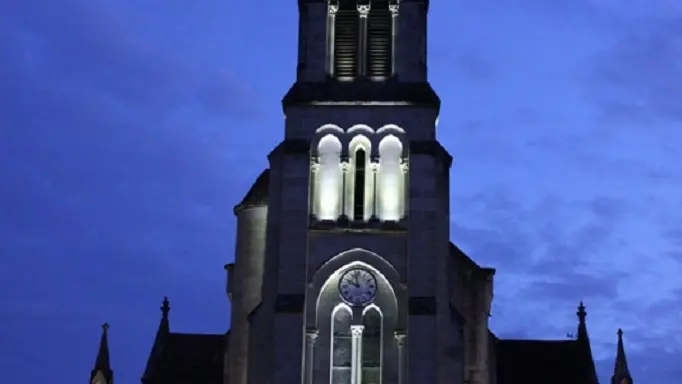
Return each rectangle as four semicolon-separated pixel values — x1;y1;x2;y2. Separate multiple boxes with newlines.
161;296;170;323
90;323;113;384
142;297;172;382
612;329;633;384
575;302;599;384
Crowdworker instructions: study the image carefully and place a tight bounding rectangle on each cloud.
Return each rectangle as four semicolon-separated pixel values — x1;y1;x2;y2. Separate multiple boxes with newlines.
0;0;260;124
584;11;682;123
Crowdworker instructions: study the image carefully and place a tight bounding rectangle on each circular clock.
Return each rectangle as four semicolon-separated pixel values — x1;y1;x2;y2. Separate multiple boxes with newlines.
338;268;377;305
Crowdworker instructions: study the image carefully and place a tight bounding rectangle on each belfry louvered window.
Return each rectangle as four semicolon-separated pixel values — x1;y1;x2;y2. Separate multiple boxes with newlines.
366;0;392;79
333;1;359;80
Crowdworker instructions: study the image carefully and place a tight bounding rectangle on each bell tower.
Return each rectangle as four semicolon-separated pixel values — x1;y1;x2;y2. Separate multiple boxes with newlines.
238;1;462;384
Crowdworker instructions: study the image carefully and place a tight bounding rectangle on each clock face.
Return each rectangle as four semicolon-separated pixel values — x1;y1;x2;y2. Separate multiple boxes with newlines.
338;268;377;305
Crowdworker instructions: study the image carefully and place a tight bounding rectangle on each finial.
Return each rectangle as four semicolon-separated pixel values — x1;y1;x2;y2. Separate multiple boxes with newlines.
161;296;170;318
617;328;623;338
101;322;110;332
577;301;586;318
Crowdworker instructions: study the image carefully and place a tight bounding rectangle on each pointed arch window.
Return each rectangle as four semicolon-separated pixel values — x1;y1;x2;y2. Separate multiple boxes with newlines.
362;306;383;384
331;305;353;384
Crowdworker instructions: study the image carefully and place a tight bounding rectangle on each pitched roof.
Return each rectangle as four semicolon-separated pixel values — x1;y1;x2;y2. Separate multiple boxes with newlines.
233;169;269;213
496;339;587;384
151;332;225;383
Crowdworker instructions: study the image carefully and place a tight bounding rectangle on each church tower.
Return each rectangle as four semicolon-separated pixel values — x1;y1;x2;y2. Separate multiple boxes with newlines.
227;1;462;384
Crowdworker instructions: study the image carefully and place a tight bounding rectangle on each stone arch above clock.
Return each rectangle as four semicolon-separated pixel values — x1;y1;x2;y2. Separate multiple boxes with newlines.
305;248;406;330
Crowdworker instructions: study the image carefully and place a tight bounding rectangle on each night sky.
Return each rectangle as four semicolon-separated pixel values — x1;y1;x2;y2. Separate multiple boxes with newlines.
2;0;681;383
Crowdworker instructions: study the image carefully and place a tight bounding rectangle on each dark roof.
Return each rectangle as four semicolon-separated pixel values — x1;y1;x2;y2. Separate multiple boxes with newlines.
496;339;588;384
151;332;225;384
233;169;269;214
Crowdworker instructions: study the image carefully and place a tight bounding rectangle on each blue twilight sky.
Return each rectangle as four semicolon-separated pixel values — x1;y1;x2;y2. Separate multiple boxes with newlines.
1;0;681;383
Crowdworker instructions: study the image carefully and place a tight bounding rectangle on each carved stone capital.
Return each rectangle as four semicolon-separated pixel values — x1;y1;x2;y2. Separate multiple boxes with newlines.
311;163;320;173
357;4;371;16
389;4;399;15
394;331;407;346
306;328;319;342
328;3;339;15
351;325;365;336
341;161;351;172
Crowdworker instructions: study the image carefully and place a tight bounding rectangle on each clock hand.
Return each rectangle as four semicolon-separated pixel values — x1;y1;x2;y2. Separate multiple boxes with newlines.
350;273;359;287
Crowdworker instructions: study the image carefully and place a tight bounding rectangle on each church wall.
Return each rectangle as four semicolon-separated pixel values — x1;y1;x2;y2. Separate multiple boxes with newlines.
448;252;494;384
245;144;310;384
405;153;444;297
408;315;438;383
297;3;328;82
394;2;428;82
274;313;305;384
269;149;310;384
228;205;268;384
273;152;313;295
406;147;458;384
488;331;497;384
284;105;438;142
307;232;408;283
430;149;465;384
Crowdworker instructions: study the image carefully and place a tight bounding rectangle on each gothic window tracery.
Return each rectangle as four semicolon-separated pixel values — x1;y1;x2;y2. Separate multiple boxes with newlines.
328;305;384;384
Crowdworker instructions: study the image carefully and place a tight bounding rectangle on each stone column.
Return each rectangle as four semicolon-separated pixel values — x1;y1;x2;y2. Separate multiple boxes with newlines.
370;162;379;220
389;1;399;76
304;328;319;384
357;3;370;77
341;161;350;219
327;2;339;75
310;162;319;218
395;331;407;384
351;325;364;384
399;160;409;220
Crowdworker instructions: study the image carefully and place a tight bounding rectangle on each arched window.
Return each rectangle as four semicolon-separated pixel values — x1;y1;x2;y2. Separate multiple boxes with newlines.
330;305;353;384
353;148;367;221
362;306;383;384
366;0;392;80
347;135;373;221
316;134;343;220
377;135;403;221
331;0;359;80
